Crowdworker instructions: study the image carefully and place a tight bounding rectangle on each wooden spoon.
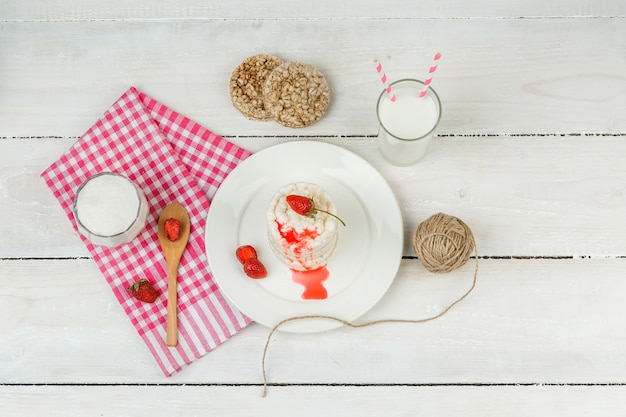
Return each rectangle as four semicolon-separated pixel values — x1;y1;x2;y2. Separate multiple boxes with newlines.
157;202;191;347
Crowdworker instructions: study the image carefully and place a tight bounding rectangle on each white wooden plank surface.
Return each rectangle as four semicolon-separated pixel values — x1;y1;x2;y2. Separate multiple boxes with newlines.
2;135;626;258
2;258;626;384
0;18;624;137
2;385;626;417
5;0;626;20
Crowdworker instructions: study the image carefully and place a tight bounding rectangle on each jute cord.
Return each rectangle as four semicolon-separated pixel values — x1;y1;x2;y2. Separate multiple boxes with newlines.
413;212;475;274
261;213;478;397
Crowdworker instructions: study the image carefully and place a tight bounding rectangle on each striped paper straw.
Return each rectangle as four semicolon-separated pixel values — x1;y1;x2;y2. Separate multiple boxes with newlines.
419;52;442;99
374;59;396;102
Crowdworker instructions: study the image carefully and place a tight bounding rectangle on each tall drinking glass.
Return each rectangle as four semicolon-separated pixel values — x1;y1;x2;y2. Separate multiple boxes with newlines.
376;79;442;166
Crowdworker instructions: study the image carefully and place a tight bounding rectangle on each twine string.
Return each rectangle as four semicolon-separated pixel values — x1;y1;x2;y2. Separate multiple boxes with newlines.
261;213;478;397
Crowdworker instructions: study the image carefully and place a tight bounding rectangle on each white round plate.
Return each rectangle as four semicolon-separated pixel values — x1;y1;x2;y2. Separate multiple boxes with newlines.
205;141;403;333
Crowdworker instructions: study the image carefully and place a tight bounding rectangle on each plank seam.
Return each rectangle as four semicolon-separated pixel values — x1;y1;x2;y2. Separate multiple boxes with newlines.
2;382;626;387
3;16;625;23
3;256;626;261
1;133;624;141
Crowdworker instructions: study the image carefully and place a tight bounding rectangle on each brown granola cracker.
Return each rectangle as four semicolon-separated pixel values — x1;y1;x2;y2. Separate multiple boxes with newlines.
229;54;284;121
263;62;330;128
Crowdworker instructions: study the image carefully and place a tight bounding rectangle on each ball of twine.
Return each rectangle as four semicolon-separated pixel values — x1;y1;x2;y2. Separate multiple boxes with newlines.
413;212;476;273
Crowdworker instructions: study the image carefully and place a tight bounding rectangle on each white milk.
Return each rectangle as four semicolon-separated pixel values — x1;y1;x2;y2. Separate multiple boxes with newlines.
74;172;148;247
376;79;441;166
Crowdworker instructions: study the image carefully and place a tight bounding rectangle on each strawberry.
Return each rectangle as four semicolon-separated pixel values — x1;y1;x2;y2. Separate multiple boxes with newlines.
286;194;346;226
285;195;312;216
127;279;158;303
164;218;181;241
243;258;267;279
235;245;258;264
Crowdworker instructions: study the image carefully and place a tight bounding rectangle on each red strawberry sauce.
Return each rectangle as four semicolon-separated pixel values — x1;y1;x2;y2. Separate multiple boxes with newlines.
274;219;329;300
274;219;320;260
275;219;320;243
291;266;329;300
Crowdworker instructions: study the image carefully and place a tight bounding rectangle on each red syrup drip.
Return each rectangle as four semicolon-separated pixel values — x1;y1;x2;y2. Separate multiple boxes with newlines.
274;219;320;252
291;266;330;300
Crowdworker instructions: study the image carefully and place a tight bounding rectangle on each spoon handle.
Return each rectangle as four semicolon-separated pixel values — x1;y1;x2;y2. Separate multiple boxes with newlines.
166;259;179;346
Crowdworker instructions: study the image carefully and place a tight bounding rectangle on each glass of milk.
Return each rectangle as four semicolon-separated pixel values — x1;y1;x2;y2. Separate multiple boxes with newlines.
376;79;442;166
73;172;149;247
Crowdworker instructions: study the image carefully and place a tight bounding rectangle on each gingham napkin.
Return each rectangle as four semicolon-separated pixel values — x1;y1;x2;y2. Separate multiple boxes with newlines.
41;87;253;376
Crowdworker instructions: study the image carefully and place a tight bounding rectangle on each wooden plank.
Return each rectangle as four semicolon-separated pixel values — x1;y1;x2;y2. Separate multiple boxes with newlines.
2;135;626;258
0;18;624;137
5;0;626;20
2;384;626;416
2;258;626;384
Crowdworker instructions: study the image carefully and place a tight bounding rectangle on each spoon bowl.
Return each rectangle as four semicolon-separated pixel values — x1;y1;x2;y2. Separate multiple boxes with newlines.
157;202;191;347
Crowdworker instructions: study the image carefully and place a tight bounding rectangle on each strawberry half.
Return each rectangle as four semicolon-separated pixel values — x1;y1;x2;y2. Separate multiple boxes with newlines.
243;258;267;279
286;194;346;226
235;245;258;264
127;279;159;303
164;218;181;241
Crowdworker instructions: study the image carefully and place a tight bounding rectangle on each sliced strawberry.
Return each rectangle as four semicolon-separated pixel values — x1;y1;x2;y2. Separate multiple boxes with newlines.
235;245;258;264
243;258;267;279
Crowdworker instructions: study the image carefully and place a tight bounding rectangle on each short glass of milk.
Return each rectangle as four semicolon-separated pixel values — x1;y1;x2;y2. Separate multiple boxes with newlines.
376;79;442;166
73;172;149;247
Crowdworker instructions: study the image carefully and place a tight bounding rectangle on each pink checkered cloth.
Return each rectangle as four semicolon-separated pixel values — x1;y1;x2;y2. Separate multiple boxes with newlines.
41;87;253;376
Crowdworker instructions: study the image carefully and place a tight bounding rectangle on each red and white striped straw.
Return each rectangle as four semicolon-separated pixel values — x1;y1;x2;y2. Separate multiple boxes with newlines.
419;52;442;99
374;59;396;102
